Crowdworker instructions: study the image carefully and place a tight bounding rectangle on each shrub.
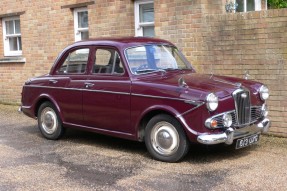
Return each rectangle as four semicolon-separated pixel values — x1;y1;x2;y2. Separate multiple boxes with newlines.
268;0;287;9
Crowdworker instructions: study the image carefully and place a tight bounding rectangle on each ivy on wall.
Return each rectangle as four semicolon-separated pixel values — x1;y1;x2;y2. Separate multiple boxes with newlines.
268;0;287;8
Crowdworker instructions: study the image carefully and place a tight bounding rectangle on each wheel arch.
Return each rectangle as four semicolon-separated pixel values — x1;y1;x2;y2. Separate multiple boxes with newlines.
34;94;62;120
137;106;182;141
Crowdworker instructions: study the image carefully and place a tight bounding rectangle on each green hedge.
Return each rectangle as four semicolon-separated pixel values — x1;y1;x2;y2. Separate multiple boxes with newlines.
268;0;287;8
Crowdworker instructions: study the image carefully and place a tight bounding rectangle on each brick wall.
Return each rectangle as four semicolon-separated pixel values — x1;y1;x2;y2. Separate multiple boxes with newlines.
155;2;287;137
89;0;134;37
0;0;134;104
0;0;76;103
199;10;287;137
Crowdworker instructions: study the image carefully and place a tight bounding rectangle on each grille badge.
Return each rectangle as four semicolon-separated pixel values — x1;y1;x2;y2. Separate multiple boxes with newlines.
241;93;247;98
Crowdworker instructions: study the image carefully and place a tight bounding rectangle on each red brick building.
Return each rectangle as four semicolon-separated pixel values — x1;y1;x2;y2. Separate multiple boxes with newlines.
1;0;287;137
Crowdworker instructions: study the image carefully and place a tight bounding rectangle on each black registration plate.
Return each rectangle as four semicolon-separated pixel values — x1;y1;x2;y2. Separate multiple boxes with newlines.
235;134;260;149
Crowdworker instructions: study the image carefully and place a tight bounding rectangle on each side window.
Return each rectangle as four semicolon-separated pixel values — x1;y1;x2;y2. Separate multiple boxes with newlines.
57;48;90;74
93;49;124;74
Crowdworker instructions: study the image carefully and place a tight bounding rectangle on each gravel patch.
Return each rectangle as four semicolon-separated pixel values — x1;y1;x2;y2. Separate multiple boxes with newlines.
0;104;286;190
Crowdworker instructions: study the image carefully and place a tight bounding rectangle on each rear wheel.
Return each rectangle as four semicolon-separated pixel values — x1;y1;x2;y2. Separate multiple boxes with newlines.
145;114;189;162
37;102;65;140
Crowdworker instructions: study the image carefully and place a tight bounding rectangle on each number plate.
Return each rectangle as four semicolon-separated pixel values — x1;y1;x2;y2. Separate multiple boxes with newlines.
235;134;260;149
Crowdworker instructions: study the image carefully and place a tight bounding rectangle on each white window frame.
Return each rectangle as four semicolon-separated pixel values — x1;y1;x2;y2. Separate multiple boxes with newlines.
134;0;154;37
74;7;88;42
2;16;22;56
235;0;261;12
254;0;262;10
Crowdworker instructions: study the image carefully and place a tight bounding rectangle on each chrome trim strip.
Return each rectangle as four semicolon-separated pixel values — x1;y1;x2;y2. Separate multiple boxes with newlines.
24;85;79;91
63;122;134;137
177;102;205;117
27;85;204;104
84;89;130;95
131;93;203;106
26;85;203;106
26;85;203;102
176;115;199;135
25;85;130;95
212;77;242;88
21;105;31;109
184;100;202;105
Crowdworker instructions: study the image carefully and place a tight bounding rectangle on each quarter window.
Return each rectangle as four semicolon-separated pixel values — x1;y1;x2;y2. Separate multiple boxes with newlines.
2;17;22;56
134;1;155;37
74;7;89;41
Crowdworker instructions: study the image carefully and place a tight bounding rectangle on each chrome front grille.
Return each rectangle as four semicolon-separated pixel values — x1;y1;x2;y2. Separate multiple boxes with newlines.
232;89;251;125
206;89;263;129
214;106;263;128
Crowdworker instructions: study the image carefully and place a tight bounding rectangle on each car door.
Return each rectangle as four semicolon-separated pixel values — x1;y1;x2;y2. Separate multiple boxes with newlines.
82;47;132;134
50;46;92;125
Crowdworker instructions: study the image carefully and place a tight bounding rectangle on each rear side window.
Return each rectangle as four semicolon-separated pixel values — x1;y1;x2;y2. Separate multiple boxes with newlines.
57;48;90;74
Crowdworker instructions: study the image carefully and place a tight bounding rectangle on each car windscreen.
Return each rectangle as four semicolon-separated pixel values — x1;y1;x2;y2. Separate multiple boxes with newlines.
125;44;192;74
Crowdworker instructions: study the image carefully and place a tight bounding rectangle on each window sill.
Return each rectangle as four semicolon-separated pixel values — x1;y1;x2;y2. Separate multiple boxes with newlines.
61;1;95;9
0;57;26;63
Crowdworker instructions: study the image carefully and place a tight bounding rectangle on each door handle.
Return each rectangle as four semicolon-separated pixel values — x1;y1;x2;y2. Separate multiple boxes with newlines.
85;82;94;88
49;79;58;84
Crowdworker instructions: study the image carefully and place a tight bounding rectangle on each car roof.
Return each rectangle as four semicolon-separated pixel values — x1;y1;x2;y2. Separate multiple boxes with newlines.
50;37;176;75
70;37;175;49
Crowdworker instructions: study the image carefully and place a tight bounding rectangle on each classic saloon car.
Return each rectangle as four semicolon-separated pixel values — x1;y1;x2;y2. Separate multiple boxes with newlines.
20;37;270;162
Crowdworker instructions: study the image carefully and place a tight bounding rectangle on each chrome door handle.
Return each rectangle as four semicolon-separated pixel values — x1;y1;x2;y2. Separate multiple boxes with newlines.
49;80;58;84
85;82;94;88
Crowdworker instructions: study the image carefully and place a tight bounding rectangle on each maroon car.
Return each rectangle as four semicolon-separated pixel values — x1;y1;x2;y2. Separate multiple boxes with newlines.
19;37;270;162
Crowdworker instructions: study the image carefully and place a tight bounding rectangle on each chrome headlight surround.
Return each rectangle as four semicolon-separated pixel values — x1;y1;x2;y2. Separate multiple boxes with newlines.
259;85;269;101
206;93;218;111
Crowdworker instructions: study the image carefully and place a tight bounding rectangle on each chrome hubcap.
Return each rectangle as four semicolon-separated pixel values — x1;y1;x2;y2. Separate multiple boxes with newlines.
151;122;179;156
40;107;58;134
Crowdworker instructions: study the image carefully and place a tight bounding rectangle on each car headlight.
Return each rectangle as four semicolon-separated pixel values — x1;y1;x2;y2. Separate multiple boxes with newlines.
259;85;269;100
206;93;218;111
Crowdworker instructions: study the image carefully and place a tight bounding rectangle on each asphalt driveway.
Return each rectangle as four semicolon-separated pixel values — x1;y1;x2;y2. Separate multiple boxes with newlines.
0;104;286;191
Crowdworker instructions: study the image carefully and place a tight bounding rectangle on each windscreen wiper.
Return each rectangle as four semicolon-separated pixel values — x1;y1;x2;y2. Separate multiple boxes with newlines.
135;68;166;74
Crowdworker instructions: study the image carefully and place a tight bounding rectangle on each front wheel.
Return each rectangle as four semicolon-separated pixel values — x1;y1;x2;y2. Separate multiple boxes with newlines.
37;102;65;140
145;114;189;162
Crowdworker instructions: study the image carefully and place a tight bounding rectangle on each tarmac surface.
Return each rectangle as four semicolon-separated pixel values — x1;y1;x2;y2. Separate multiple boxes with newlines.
0;104;286;191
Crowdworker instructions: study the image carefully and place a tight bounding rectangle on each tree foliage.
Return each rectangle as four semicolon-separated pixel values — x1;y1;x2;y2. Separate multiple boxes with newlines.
268;0;287;9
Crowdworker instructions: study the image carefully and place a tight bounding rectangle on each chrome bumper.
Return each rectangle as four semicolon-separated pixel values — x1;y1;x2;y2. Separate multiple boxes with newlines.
197;118;270;145
18;106;22;113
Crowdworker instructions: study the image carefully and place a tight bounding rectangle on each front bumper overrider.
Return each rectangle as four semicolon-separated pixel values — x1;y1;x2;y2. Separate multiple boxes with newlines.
197;118;270;145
